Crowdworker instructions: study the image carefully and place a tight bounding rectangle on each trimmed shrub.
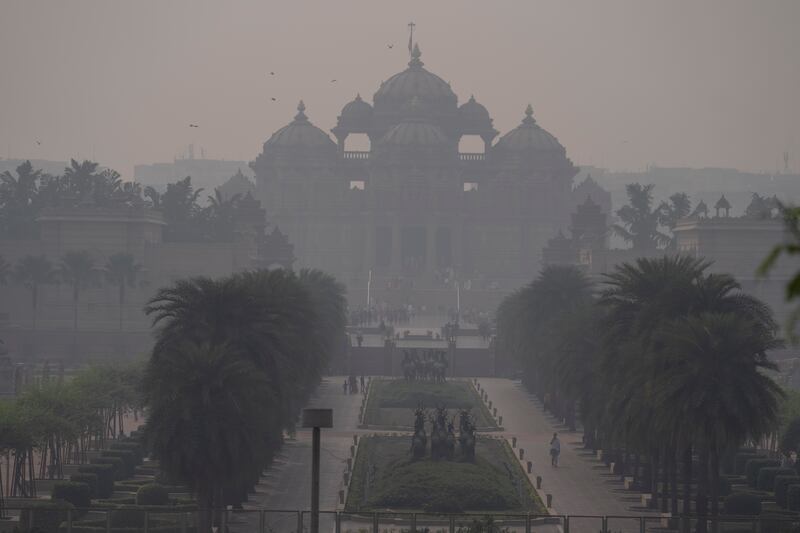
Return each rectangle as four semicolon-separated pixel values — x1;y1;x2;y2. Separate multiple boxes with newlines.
52;481;91;513
780;418;800;455
137;484;170;506
110;507;145;528
69;473;98;499
724;492;762;516
736;452;761;475
789;485;800;512
745;458;780;487
102;449;138;477
78;464;115;499
19;500;74;533
774;476;800;508
757;467;797;491
91;456;126;481
109;441;144;463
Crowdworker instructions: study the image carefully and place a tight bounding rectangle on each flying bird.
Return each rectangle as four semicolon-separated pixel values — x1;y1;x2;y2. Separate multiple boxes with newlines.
35;140;41;145
331;79;337;83
271;97;277;101
269;71;275;75
387;44;394;49
189;124;199;128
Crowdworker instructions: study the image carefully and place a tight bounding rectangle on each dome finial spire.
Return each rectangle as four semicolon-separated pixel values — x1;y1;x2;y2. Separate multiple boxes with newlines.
409;43;424;68
522;104;536;125
294;100;307;121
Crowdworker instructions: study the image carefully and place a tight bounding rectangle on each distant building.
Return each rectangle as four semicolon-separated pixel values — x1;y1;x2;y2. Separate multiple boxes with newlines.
251;44;600;307
134;156;253;195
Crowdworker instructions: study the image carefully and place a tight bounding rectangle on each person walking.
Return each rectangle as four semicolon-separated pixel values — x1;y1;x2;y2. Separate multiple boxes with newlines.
550;432;561;467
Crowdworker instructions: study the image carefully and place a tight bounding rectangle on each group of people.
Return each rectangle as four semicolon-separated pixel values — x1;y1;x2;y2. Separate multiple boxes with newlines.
342;374;366;395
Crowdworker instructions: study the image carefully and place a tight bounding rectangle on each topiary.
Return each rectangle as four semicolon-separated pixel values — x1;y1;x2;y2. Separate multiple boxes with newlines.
789;485;800;512
77;463;115;499
757;467;796;491
102;449;139;476
51;481;91;514
724;492;762;516
774;476;800;508
745;458;780;487
735;451;761;475
91;456;126;481
19;500;74;533
110;507;145;528
69;473;98;499
109;440;144;463
136;483;170;506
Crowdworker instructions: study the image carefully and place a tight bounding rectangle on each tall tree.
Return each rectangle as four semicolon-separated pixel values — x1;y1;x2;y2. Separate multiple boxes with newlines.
206;189;241;242
14;255;55;329
63;159;100;199
59;251;97;330
0;160;41;239
104;253;141;330
612;183;670;251
660;192;692;248
655;313;783;532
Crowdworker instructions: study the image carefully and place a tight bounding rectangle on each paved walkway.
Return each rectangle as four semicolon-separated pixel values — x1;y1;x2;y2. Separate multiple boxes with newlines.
478;378;658;532
230;377;363;532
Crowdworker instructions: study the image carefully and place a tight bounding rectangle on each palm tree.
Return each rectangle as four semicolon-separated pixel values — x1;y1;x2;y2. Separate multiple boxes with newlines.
63;159;99;198
143;341;272;533
612;183;670;251
206;189;241;241
104;253;141;330
0;160;42;238
59;251;96;330
14;255;55;329
655;313;783;533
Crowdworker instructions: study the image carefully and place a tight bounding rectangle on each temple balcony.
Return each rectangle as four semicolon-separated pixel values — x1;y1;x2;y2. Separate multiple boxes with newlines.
459;152;485;161
342;150;370;160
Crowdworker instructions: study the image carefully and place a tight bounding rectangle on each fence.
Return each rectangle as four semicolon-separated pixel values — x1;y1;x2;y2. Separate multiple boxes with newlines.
3;506;799;533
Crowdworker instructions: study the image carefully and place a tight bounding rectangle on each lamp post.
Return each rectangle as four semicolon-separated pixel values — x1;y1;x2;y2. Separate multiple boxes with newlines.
302;408;333;533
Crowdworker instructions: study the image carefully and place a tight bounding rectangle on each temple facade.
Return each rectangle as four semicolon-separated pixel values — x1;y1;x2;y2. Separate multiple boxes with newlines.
251;45;596;300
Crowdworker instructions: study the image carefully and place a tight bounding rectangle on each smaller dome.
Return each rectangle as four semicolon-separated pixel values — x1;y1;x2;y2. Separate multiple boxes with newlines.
495;104;564;152
264;101;336;150
340;94;373;121
459;95;490;122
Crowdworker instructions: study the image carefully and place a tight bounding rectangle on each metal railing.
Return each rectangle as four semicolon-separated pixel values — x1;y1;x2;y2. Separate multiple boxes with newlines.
3;506;798;533
342;151;370;160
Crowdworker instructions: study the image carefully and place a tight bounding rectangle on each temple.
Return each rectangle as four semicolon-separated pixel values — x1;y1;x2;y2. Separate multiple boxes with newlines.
251;44;600;305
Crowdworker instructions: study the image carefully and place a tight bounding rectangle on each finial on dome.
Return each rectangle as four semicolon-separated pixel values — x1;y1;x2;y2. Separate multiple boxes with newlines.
294;100;307;121
522;104;536;125
409;43;424;68
355;93;362;101
468;95;476;103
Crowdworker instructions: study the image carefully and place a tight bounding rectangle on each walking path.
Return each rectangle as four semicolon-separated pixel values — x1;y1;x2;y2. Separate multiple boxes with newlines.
479;378;658;532
230;377;362;532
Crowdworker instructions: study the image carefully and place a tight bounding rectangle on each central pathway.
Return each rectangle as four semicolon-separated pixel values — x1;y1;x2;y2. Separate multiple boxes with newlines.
479;378;658;533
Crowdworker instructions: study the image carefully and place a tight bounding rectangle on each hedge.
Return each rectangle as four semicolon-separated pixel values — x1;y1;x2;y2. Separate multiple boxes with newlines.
724;492;762;516
91;456;127;481
78;464;115;499
789;485;800;512
102;449;139;476
52;481;91;514
19;500;75;533
109;441;144;463
745;458;780;487
757;467;797;491
735;451;761;475
70;473;98;499
774;475;800;508
137;484;170;506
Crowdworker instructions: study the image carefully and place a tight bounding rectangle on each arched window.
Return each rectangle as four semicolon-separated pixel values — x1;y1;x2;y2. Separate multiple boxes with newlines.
344;133;371;152
458;134;485;154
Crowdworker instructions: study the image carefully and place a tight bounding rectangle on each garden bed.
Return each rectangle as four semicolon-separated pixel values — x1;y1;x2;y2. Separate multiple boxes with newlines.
345;435;544;514
362;379;497;430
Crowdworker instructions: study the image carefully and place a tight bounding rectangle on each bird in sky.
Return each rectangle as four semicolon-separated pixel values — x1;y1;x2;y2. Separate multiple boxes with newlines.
35;140;41;145
331;79;337;83
189;124;199;128
387;44;394;49
269;71;275;75
271;97;277;101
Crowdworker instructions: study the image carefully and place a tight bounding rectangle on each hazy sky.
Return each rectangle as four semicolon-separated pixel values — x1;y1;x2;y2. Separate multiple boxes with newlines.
1;1;798;178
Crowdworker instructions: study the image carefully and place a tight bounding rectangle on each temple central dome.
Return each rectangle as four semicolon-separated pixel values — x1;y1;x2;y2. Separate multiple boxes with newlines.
373;44;457;109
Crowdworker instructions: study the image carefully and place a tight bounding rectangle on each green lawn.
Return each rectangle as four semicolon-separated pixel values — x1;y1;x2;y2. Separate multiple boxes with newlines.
346;435;545;514
363;379;497;429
